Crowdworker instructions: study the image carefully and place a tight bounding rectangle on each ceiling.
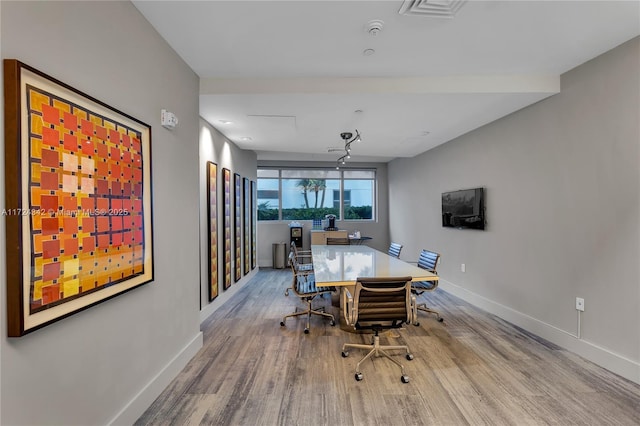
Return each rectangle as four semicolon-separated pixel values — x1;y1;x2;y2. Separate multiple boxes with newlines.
133;0;640;163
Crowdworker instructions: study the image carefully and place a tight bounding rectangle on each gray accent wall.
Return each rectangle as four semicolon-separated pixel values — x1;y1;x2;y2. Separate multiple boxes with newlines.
198;118;257;322
1;2;202;424
388;37;639;383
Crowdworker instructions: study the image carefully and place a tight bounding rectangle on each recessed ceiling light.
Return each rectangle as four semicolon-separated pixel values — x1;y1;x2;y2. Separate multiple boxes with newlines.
363;48;375;56
219;120;233;124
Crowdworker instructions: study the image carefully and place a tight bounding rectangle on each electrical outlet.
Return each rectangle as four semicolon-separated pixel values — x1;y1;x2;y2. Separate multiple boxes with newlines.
461;263;466;273
576;297;585;312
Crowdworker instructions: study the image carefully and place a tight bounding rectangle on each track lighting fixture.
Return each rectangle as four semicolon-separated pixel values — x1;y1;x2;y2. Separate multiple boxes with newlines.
335;130;361;170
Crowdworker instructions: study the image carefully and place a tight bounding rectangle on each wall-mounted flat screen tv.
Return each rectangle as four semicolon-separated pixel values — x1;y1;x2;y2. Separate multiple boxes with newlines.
442;188;485;230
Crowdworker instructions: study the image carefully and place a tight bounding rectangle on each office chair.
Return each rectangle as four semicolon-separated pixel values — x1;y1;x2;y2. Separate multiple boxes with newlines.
388;242;403;258
286;242;313;296
411;249;443;325
341;276;415;383
280;252;335;334
326;237;350;245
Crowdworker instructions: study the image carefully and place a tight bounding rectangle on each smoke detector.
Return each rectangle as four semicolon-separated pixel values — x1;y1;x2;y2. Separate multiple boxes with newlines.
365;20;384;36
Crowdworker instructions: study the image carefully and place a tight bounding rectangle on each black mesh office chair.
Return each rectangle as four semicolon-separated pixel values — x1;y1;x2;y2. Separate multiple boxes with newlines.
280;252;335;334
341;276;415;383
411;249;443;325
387;242;403;258
286;242;313;296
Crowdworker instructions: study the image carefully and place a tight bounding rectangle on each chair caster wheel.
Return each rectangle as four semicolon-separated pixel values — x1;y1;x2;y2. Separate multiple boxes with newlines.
413;321;420;327
401;375;410;383
355;373;363;381
341;351;349;358
406;353;414;361
437;317;444;322
330;320;336;326
280;321;285;327
304;328;309;334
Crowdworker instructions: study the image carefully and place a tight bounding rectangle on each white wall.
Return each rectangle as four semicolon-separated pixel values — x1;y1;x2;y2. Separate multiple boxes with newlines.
388;37;639;383
256;161;390;266
1;2;202;424
198;118;258;322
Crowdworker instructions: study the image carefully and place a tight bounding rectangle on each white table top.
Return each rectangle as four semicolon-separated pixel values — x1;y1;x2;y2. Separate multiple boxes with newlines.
311;245;438;287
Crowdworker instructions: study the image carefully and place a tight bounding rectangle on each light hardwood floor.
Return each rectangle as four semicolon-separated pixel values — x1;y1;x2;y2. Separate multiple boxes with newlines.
136;269;640;425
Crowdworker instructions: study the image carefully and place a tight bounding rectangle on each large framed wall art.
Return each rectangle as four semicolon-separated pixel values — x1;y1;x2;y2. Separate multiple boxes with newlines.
206;161;218;301
233;173;242;282
222;168;231;290
3;60;154;337
243;177;250;275
251;180;257;270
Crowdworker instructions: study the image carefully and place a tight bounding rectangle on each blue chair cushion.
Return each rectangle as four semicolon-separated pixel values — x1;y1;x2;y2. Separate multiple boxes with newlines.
296;274;334;294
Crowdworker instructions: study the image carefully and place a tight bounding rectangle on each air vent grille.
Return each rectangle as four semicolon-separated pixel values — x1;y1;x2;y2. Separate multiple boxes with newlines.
398;0;467;18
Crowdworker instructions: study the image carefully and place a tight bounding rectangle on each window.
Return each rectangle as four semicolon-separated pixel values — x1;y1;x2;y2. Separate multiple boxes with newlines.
343;171;373;220
257;168;375;221
257;169;279;221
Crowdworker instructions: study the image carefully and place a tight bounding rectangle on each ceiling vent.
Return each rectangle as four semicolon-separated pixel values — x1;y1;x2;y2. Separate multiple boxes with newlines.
398;0;467;18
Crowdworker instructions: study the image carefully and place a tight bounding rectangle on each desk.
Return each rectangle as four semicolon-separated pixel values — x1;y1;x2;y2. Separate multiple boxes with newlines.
311;245;438;286
348;236;372;245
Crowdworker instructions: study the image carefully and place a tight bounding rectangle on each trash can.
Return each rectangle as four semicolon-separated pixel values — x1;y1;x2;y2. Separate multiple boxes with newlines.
272;242;287;269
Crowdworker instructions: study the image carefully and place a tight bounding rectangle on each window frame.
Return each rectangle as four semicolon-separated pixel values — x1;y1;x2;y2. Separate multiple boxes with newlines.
257;167;376;222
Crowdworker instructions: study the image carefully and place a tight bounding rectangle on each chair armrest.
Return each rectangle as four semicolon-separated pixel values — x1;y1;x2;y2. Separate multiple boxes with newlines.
411;294;417;323
342;288;355;325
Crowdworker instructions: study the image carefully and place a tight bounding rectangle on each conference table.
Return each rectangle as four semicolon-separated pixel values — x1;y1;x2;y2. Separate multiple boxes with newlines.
311;244;438;287
311;244;438;330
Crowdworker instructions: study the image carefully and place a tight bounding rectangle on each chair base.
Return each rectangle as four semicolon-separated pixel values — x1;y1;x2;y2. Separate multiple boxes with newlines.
280;301;335;334
412;302;443;325
341;331;413;382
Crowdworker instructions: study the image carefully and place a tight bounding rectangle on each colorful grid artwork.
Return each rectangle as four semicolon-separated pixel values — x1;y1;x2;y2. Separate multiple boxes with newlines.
4;60;153;336
207;162;218;301
233;173;242;282
243;178;250;276
251;180;257;270
222;168;231;290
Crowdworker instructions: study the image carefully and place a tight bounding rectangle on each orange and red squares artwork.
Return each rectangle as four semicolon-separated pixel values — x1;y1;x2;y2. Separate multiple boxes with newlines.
27;84;147;313
5;61;153;336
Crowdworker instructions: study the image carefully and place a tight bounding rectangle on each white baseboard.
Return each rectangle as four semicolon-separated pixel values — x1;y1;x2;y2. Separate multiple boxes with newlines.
200;269;258;323
439;279;640;385
108;331;204;426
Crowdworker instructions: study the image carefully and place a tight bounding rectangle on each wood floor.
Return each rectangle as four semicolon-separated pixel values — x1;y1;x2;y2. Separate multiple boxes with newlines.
136;269;640;425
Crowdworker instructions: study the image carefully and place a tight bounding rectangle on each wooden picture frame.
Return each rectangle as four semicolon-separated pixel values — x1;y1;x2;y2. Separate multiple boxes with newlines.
222;168;231;290
233;173;242;282
206;161;218;301
243;178;250;275
251;180;257;270
3;59;154;336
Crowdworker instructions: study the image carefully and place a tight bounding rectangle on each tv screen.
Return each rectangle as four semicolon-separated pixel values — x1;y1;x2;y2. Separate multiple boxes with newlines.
442;188;485;230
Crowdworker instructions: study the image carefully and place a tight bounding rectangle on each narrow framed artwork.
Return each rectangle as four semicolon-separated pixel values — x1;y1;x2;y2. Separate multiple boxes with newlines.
250;180;257;270
3;59;154;337
206;161;218;301
243;177;250;275
222;168;231;290
233;173;242;282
